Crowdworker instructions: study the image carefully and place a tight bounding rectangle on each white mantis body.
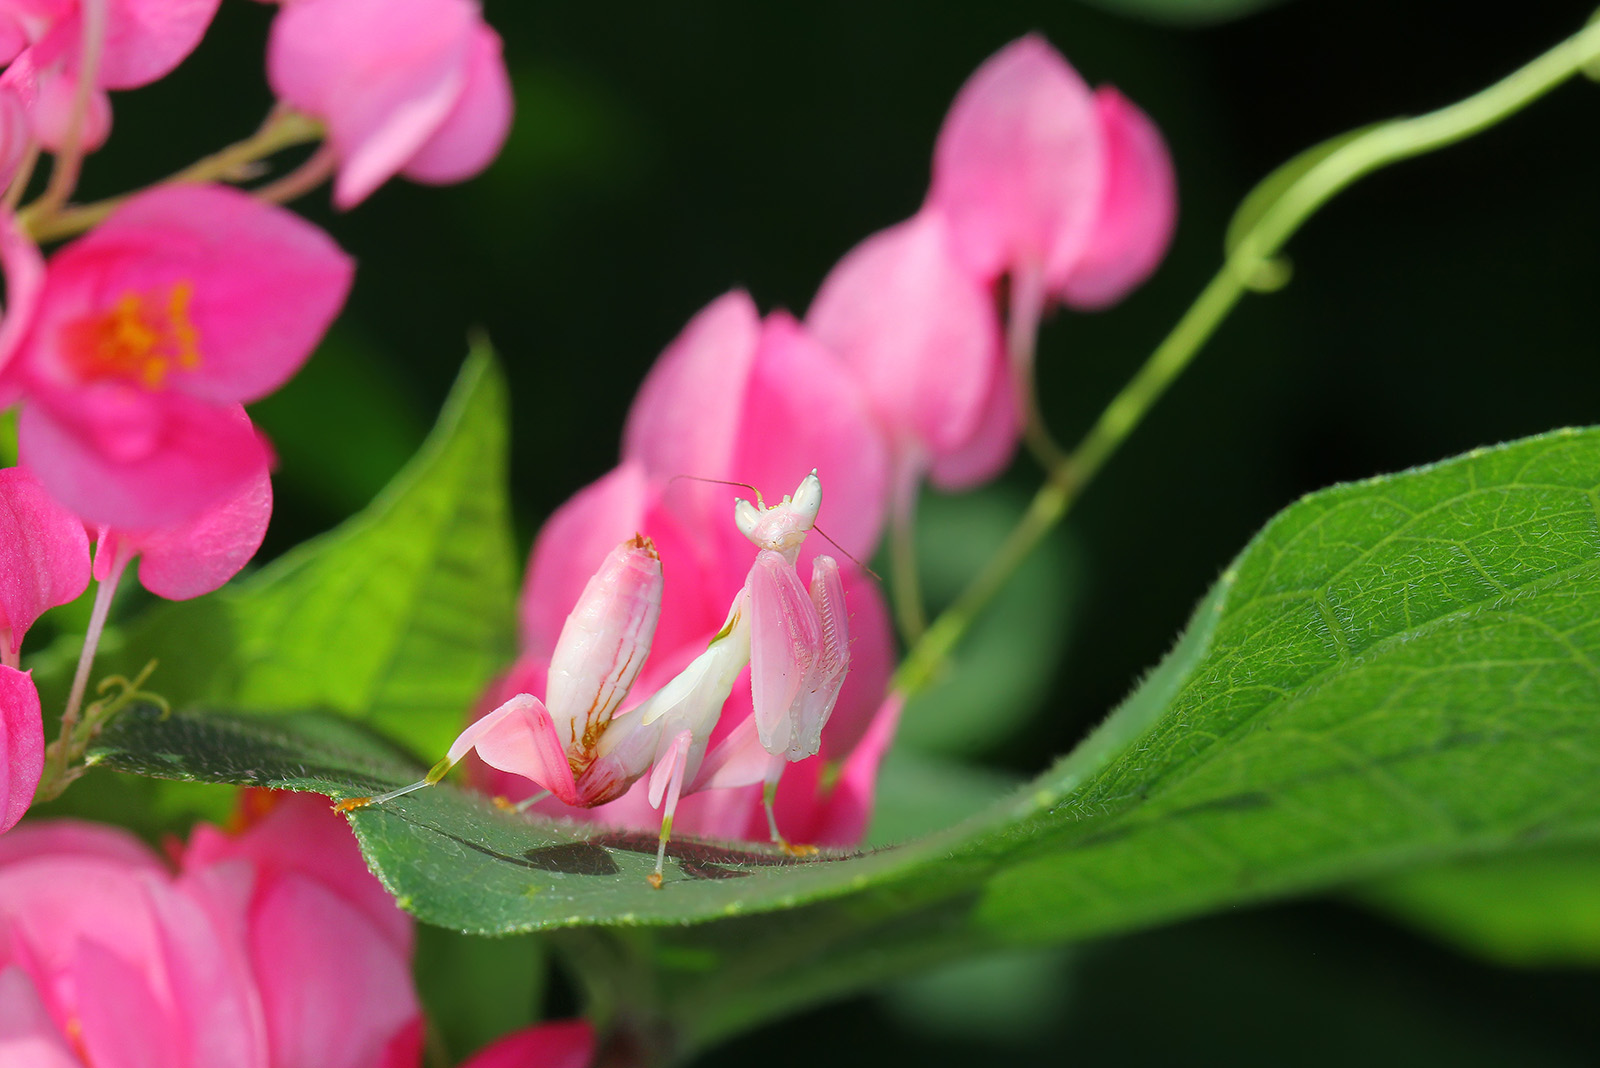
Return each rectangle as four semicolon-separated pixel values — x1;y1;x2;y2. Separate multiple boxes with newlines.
337;471;852;889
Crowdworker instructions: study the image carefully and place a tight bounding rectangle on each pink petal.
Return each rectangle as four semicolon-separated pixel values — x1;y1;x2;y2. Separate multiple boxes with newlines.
925;352;1020;491
248;874;419;1068
121;462;270;600
23;183;353;405
519;462;717;667
182;792;411;956
792;691;903;846
0;666;43;834
623;289;762;525
0;965;79;1068
0;817;164;870
0;15;27;66
267;0;478;208
807;208;1002;457
519;461;649;658
1057;87;1177;309
141;875;270;1068
0;83;32;189
73;937;185;1068
724;312;890;571
0;466;91;654
100;0;221;89
0;207;45;389
18;395;270;529
24;66;110;154
928;35;1106;290
460;1020;595;1068
401;22;512;185
32;0;222;90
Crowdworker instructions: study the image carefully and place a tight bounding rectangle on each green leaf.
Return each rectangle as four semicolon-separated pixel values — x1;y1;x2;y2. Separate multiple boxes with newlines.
88;427;1600;968
1358;844;1600;966
1077;0;1296;27
89;343;518;759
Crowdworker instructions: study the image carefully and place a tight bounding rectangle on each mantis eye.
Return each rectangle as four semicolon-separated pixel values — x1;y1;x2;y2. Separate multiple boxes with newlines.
734;498;762;541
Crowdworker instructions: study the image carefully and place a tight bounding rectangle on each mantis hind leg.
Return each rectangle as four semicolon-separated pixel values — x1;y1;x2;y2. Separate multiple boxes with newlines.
762;759;818;857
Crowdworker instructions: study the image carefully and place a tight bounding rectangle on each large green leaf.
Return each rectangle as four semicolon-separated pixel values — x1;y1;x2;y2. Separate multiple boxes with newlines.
89;428;1600;960
1358;844;1600;966
86;344;517;759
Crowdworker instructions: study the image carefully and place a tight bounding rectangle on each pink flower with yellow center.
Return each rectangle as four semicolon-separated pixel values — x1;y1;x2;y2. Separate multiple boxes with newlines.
0;183;353;529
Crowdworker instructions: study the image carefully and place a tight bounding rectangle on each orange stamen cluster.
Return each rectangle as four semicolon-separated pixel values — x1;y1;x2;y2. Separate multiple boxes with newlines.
62;282;203;388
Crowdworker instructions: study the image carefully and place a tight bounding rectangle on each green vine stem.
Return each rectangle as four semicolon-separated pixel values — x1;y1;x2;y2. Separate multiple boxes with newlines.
892;14;1600;699
18;108;323;243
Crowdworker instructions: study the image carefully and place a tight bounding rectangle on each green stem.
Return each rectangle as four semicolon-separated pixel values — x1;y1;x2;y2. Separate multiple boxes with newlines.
893;14;1600;699
19;109;323;242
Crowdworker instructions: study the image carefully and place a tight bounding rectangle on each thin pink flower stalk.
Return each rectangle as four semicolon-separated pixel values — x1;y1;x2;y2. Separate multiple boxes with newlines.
0;183;351;530
264;0;513;207
0;793;595;1067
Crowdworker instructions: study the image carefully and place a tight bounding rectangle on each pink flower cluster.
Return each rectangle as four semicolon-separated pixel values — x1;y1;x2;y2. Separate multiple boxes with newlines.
0;0;513;830
0;0;510;201
0;793;594;1067
460;36;1176;852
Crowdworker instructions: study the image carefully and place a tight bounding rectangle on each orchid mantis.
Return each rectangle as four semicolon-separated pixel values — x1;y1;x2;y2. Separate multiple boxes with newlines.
340;472;851;888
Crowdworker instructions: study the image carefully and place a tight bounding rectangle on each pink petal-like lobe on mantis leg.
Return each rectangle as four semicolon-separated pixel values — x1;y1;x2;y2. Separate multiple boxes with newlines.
747;549;819;759
448;694;581;807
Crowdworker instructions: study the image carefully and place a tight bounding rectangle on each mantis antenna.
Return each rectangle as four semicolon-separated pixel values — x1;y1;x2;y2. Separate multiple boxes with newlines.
667;473;766;507
810;523;881;581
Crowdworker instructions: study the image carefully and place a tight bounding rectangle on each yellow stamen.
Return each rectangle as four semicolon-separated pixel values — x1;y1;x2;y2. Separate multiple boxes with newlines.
62;281;204;388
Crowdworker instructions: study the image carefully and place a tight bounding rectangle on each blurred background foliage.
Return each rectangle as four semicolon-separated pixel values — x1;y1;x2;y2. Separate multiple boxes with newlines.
46;0;1600;1062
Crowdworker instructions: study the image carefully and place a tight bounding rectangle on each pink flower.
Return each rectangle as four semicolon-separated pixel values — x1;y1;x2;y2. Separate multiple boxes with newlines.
0;797;597;1066
0;0;223;152
96;459;272;601
0;796;415;1067
473;292;898;849
460;1020;594;1068
928;34;1175;305
903;36;1177;473
0;183;352;528
266;0;513;207
807;206;1010;490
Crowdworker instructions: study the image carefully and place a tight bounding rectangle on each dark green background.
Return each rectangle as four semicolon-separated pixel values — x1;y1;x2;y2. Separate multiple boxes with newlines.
76;0;1600;1062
